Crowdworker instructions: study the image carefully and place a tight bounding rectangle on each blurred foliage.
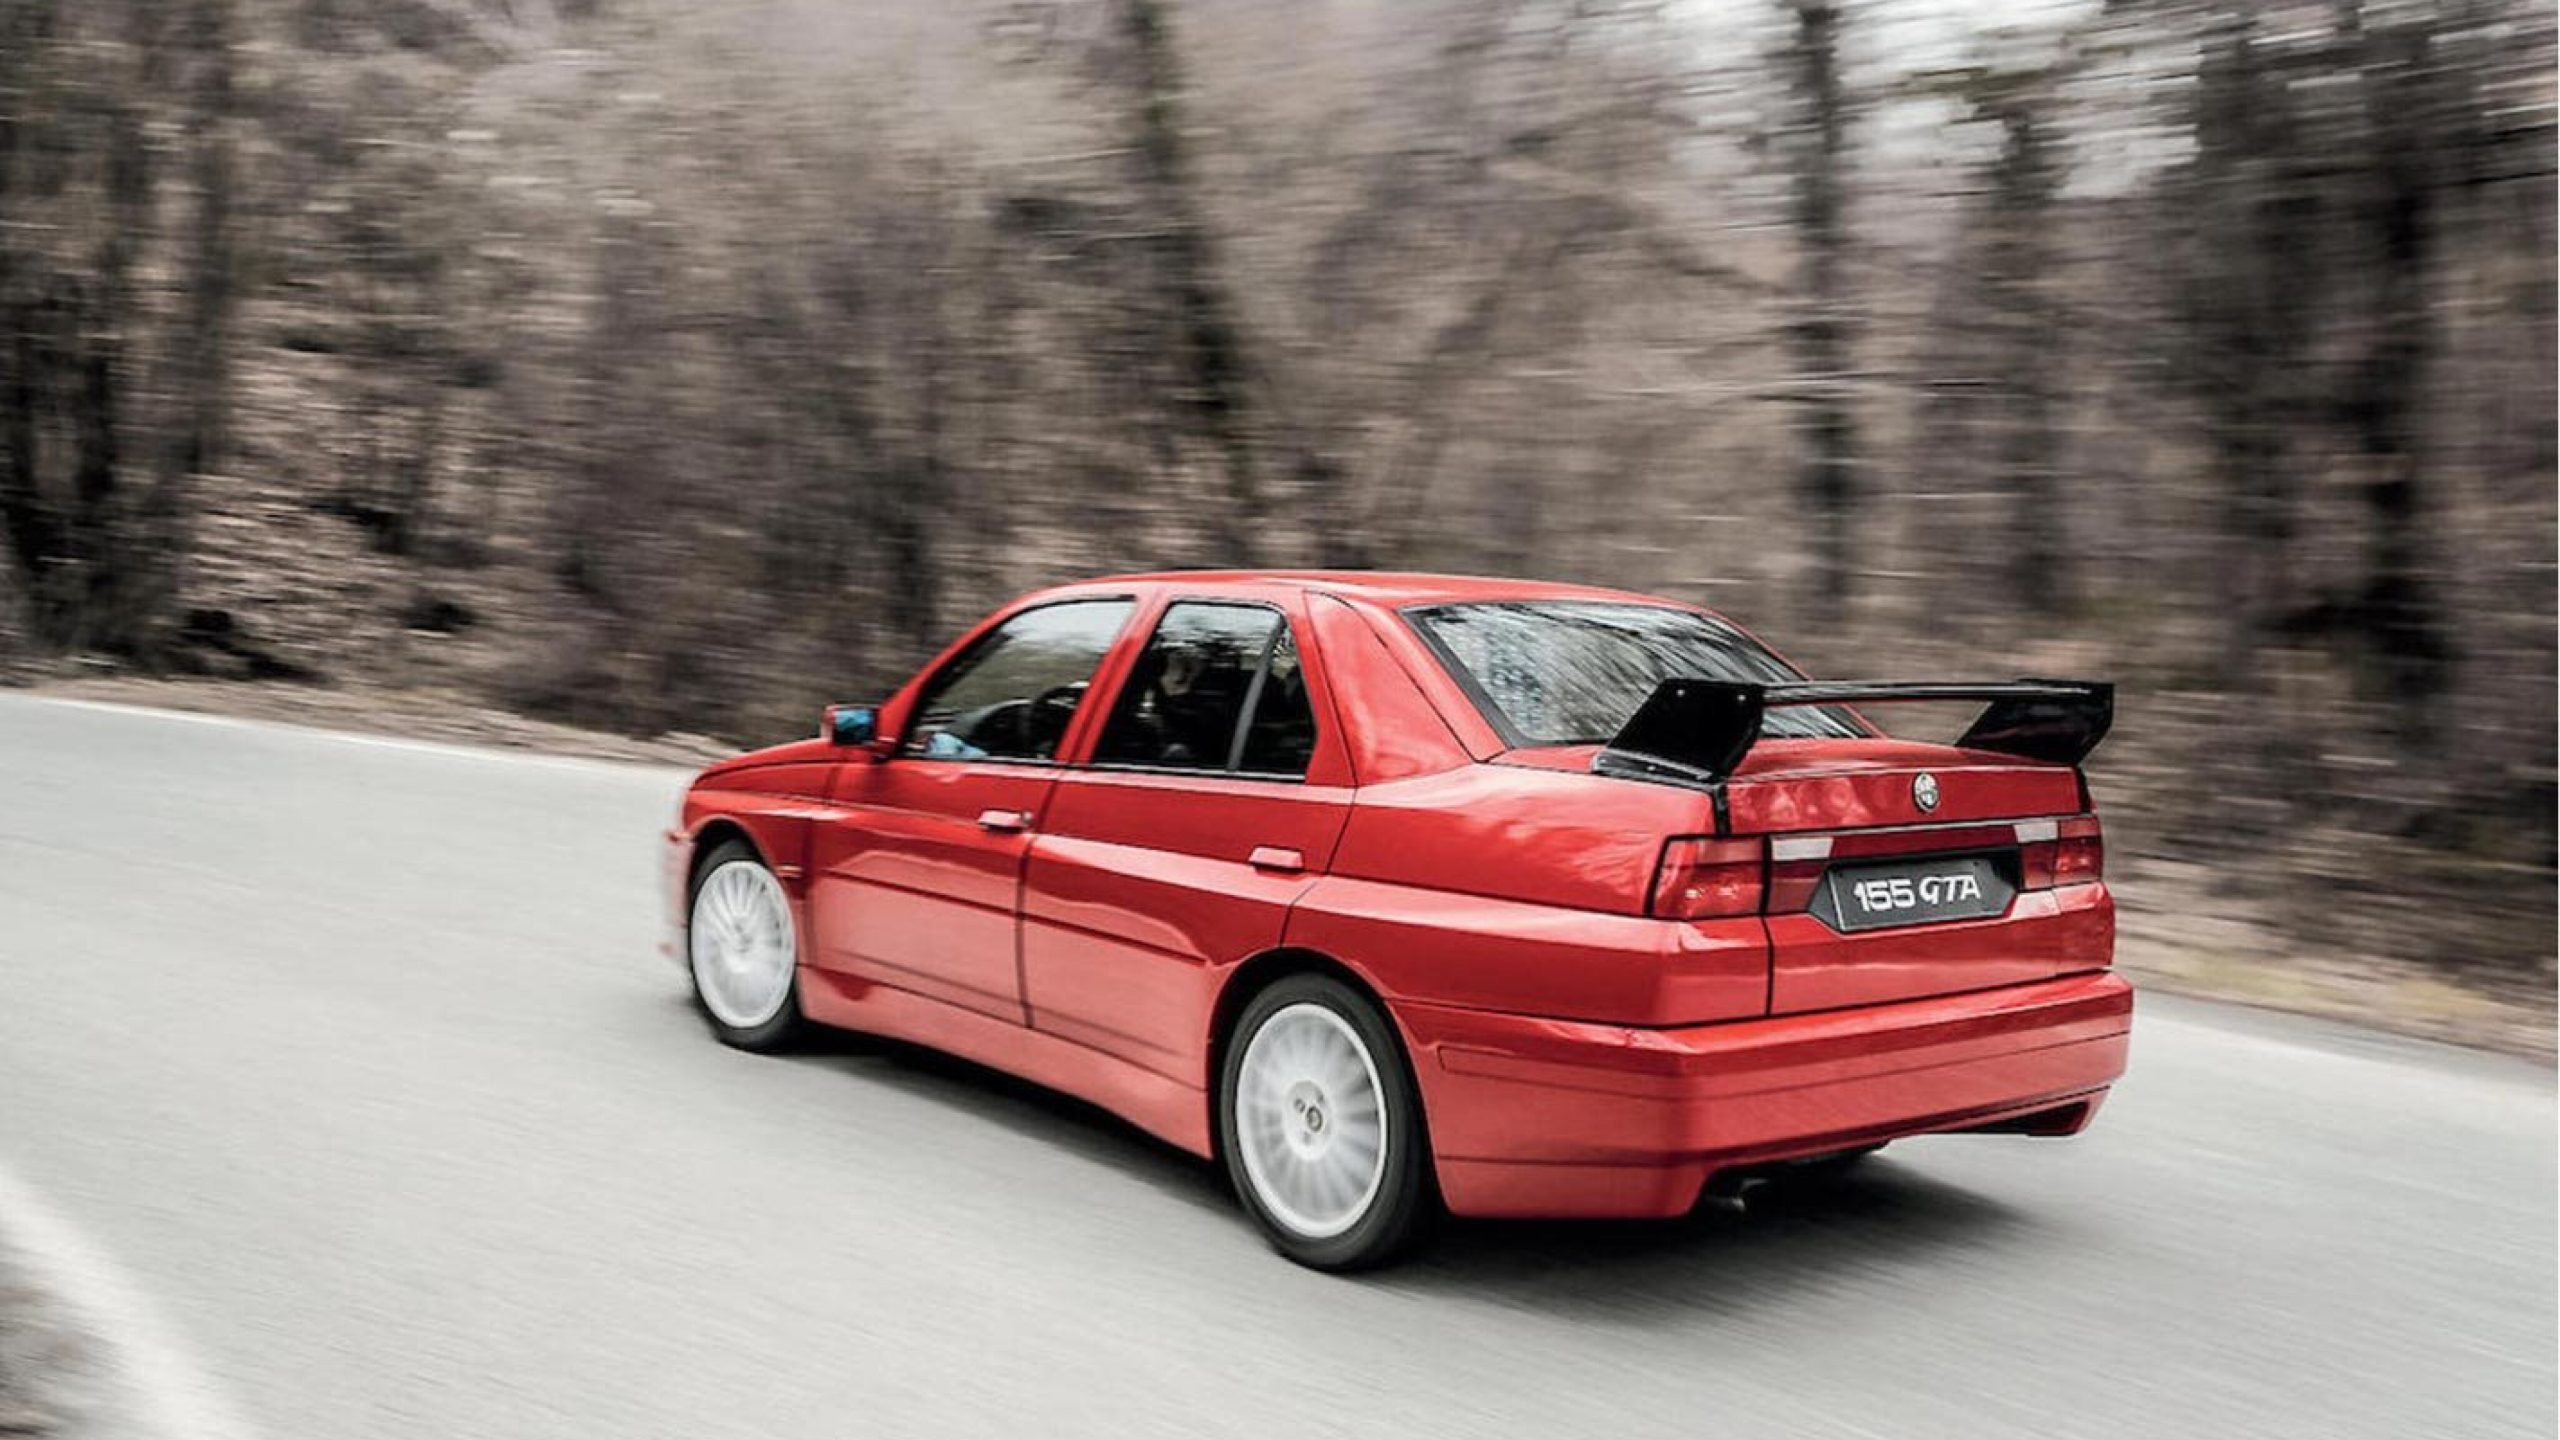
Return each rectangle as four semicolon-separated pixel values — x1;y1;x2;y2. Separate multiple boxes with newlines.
0;0;2552;982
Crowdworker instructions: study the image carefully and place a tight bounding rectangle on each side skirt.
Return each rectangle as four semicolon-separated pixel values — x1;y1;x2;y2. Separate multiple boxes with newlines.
798;967;1216;1159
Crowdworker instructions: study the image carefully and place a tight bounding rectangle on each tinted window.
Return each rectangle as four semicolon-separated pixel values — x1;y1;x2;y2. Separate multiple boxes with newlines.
1408;601;1862;746
1236;626;1317;775
903;600;1135;762
1095;603;1315;778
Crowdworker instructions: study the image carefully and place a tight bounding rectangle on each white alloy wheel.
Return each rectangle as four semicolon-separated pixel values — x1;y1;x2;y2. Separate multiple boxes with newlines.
689;859;798;1029
1233;1001;1390;1240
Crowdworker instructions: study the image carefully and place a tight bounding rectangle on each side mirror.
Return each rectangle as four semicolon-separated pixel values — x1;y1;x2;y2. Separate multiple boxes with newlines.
824;704;881;749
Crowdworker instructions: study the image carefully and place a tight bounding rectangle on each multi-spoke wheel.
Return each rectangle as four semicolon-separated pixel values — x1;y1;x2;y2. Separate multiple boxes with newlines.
686;840;805;1051
1218;974;1431;1270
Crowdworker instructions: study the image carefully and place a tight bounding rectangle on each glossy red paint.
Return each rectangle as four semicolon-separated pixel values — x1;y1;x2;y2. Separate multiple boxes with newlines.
1402;971;2130;1218
667;571;2131;1221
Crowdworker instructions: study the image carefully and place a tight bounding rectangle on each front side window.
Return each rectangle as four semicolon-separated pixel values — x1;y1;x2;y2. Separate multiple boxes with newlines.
1407;600;1863;747
1094;603;1317;778
903;599;1136;762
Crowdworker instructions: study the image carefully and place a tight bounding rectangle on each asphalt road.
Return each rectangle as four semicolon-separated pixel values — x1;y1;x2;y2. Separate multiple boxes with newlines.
1;692;2552;1440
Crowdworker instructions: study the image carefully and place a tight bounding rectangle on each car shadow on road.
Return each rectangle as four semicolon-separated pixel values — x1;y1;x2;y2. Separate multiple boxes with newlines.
1384;1163;2038;1320
749;1004;2038;1307
779;1021;1239;1217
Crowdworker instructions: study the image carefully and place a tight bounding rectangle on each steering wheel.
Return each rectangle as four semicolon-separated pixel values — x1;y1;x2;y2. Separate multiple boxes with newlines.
1027;681;1089;756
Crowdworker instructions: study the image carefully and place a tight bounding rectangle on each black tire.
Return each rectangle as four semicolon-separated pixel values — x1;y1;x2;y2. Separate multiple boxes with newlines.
1217;974;1434;1271
685;839;808;1053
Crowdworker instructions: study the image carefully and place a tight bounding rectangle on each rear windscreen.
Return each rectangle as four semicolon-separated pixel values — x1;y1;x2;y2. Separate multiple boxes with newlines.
1407;600;1865;747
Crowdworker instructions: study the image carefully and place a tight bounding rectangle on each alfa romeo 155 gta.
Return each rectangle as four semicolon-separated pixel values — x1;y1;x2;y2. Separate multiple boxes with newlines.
665;572;2129;1269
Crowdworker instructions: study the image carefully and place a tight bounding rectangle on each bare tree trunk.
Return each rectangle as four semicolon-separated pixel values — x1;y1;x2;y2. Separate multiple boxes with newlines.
77;94;146;644
1986;105;2065;614
2188;15;2299;681
138;0;233;631
171;0;232;491
2344;7;2452;733
1784;0;1857;624
879;328;945;655
0;0;55;594
1118;0;1262;565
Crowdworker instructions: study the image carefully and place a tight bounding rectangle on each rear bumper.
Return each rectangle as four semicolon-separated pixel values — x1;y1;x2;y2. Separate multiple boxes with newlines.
1394;970;2133;1219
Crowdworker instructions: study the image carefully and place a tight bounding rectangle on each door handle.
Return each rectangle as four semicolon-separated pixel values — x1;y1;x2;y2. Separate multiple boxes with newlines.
1248;846;1305;873
977;808;1032;833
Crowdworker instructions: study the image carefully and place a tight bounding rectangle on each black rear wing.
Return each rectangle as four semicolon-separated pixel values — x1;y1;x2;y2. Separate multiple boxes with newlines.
1593;679;2114;786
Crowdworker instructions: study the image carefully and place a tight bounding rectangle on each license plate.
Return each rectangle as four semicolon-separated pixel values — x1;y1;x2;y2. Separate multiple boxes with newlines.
1811;853;2016;933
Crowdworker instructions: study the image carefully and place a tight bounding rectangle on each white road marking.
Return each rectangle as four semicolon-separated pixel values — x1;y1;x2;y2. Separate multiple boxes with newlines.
0;1160;261;1440
3;695;693;777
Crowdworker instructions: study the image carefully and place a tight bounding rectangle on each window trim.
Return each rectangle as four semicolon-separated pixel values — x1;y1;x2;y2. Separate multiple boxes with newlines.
1223;617;1286;772
1400;599;1866;749
1087;599;1317;785
1078;760;1315;787
896;595;1141;766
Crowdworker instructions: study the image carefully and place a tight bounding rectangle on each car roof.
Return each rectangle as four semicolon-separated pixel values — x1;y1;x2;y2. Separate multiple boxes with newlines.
1064;569;1690;610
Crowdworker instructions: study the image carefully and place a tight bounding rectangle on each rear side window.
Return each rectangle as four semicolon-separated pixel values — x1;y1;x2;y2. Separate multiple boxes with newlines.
1236;626;1316;775
1408;600;1863;747
1094;603;1317;778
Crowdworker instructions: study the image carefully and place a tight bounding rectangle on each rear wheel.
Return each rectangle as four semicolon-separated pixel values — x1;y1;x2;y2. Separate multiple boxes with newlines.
686;840;806;1052
1218;974;1432;1271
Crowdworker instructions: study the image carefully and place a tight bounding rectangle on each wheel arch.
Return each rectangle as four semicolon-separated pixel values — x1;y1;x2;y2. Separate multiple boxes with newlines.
686;817;765;884
1211;947;1377;1052
1205;947;1426;1153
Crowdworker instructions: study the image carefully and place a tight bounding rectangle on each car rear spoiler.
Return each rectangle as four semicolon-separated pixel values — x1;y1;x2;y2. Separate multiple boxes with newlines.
1592;679;2115;785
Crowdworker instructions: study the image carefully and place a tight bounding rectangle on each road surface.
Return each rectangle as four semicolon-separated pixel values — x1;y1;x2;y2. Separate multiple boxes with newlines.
1;693;2551;1440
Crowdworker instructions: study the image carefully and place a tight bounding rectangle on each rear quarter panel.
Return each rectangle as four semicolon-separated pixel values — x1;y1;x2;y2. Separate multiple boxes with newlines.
1291;764;1765;1026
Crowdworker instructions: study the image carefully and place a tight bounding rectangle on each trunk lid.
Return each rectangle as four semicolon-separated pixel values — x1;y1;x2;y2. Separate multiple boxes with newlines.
1722;736;2082;831
1728;737;2109;1015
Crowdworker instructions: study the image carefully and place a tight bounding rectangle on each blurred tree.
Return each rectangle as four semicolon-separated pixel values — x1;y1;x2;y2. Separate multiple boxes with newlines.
2334;0;2456;734
2176;13;2318;682
0;0;236;656
1910;52;2076;617
0;0;2549;982
1116;0;1264;565
170;0;237;528
1975;82;2067;614
1779;0;1860;623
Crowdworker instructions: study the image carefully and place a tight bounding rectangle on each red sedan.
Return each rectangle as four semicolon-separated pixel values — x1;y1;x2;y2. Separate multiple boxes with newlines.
665;572;2131;1269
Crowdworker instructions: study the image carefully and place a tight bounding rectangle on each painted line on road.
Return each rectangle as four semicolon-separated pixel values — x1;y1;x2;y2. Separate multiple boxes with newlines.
0;1160;262;1440
4;694;696;778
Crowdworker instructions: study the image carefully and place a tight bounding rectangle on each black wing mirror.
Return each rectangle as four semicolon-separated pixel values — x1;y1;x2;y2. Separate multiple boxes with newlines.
824;704;882;749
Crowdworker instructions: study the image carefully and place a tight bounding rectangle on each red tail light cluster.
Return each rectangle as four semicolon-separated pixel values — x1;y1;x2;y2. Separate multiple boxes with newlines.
1650;837;1765;920
1658;815;2102;922
2019;815;2104;889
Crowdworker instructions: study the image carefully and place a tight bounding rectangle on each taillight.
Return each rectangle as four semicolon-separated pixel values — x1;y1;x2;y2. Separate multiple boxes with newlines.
1651;837;1765;919
2019;815;2103;889
2055;817;2104;884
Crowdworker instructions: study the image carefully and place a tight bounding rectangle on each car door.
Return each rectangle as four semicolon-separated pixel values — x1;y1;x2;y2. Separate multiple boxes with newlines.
809;597;1139;1024
1021;593;1354;1079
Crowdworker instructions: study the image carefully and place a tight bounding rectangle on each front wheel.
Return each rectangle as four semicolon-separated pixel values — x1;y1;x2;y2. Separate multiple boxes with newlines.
686;840;807;1052
1218;975;1433;1271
